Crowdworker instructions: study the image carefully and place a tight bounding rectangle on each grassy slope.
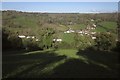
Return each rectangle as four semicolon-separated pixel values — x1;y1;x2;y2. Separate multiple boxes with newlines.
3;49;119;78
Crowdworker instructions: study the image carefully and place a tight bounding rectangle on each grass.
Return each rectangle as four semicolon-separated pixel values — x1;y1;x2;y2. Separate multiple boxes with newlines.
55;49;79;59
69;24;86;30
99;21;117;30
61;33;75;44
2;48;119;78
96;21;117;33
13;16;39;28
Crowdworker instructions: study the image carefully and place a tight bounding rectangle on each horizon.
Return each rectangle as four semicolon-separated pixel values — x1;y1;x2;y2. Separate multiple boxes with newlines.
2;2;118;13
2;10;118;14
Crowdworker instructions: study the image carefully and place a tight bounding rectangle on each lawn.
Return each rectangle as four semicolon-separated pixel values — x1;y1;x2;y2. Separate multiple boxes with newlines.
2;49;119;78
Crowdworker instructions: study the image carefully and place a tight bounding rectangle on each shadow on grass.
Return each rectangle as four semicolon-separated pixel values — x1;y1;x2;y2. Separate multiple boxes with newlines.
77;48;119;70
48;58;118;78
2;49;67;78
75;47;119;78
3;48;119;78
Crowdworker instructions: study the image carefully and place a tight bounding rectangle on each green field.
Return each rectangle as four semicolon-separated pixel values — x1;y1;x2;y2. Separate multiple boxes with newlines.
3;49;119;78
69;24;87;30
95;21;117;33
61;33;75;44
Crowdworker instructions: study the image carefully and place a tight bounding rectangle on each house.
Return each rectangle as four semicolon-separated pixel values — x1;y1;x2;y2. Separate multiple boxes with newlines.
64;30;70;33
36;39;39;41
78;31;83;34
18;35;26;38
91;27;95;30
32;36;35;39
53;39;62;42
91;19;94;22
64;30;75;33
92;36;96;39
85;32;88;35
87;26;91;30
26;36;31;39
70;29;75;33
93;24;96;27
64;28;75;33
26;36;35;39
91;32;96;35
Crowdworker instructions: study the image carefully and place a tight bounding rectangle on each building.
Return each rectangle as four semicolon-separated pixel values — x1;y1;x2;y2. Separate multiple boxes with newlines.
18;35;26;38
64;29;75;33
36;39;39;41
91;32;96;35
78;31;83;34
53;39;62;42
93;24;96;27
26;36;35;39
91;19;94;22
92;36;96;40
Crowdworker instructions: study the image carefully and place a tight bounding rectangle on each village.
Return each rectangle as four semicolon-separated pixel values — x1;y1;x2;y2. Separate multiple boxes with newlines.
18;19;97;42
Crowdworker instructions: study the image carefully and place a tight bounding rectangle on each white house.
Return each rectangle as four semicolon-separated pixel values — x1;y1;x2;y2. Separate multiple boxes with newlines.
53;39;62;42
36;39;39;41
64;31;70;33
91;32;96;34
92;36;96;39
32;36;35;39
70;30;75;33
93;24;96;27
64;29;75;33
78;31;83;34
18;35;26;38
91;19;94;22
91;27;95;30
26;36;35;39
26;36;31;39
85;32;88;35
57;39;62;42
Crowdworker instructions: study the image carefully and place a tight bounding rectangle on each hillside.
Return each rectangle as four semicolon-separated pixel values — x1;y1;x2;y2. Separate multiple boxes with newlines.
2;10;117;35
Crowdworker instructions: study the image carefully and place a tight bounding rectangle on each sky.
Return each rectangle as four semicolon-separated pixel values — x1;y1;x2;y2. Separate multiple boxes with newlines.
2;2;118;13
1;0;120;2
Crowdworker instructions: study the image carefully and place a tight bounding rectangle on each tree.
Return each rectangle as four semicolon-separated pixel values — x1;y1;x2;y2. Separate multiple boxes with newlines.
74;33;95;50
2;27;23;51
36;27;54;50
95;33;116;51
